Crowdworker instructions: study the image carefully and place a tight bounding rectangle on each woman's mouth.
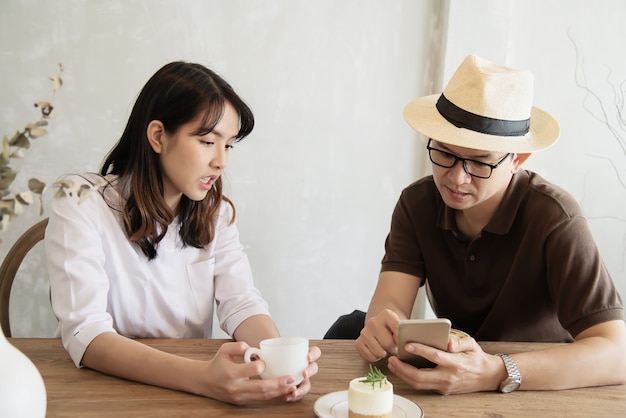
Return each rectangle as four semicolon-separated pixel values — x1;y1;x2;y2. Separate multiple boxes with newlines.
200;176;216;190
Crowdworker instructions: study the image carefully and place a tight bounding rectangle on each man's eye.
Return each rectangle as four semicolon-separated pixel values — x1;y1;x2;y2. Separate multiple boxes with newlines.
225;144;235;151
472;161;490;168
439;150;455;159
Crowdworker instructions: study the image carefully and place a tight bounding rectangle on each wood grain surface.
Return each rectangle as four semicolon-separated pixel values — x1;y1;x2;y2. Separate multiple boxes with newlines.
9;338;626;417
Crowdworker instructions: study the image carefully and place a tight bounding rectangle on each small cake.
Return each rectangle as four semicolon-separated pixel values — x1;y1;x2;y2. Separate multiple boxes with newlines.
450;328;469;340
348;366;393;418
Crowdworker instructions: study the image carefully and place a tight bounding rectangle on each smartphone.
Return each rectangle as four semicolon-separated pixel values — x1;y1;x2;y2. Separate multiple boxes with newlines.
397;318;451;368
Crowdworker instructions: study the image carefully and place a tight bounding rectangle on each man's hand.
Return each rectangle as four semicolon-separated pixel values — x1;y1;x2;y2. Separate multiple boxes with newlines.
387;335;503;395
356;309;402;362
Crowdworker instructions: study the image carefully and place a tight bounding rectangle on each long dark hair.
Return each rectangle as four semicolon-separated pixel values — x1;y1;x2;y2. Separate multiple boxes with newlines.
100;61;254;259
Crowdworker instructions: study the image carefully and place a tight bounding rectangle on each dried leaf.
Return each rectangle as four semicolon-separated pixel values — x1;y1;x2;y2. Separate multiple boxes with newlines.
10;149;24;158
13;198;24;214
54;187;66;200
35;100;52;107
53;178;77;190
77;184;93;204
1;137;9;161
0;169;17;189
16;191;34;205
0;214;9;232
0;201;15;226
94;179;108;190
9;131;22;143
50;75;63;91
28;127;48;138
33;100;51;108
9;132;30;149
0;200;13;211
34;101;54;117
28;178;46;194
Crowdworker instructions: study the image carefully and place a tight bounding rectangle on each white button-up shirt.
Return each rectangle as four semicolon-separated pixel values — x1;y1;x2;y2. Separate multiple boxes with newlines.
45;174;270;367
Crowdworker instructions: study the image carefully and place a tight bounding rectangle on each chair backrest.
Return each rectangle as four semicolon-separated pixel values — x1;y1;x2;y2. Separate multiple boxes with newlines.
0;218;49;337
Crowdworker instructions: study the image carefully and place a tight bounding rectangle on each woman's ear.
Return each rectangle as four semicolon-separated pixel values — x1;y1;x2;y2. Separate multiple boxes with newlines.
512;153;532;172
147;120;165;154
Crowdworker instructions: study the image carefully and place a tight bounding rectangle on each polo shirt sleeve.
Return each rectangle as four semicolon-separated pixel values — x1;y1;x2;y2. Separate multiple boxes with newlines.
212;203;271;337
380;186;427;285
545;214;624;337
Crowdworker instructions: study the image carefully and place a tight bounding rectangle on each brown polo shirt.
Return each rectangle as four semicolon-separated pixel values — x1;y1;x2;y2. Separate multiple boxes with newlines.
381;170;623;342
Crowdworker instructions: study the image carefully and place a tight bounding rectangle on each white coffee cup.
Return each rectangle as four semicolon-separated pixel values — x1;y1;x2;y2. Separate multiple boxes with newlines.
243;337;309;385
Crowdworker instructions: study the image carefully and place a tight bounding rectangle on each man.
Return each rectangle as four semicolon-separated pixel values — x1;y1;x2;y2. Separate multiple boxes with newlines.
355;54;626;394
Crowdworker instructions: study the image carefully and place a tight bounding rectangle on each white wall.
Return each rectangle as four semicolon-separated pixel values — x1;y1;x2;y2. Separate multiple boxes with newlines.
0;0;442;337
2;0;625;339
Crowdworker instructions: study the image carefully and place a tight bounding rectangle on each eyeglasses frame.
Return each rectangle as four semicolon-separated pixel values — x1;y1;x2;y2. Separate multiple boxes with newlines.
426;138;511;179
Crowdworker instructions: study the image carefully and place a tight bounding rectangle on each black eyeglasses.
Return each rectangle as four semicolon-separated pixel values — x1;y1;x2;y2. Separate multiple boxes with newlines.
426;139;511;179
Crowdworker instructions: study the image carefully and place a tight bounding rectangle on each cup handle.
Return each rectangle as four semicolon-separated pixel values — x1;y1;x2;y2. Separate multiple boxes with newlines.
244;347;262;363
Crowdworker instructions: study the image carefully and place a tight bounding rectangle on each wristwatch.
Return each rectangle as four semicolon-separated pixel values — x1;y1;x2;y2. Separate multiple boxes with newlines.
496;353;522;393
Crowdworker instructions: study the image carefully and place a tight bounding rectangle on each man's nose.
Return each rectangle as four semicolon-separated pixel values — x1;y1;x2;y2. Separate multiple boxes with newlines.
447;159;471;182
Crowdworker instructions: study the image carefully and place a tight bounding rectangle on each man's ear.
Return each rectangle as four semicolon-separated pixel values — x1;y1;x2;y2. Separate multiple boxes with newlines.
512;153;532;172
147;120;165;154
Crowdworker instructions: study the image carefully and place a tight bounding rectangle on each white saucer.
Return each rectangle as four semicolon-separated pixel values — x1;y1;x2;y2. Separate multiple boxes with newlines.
314;390;424;418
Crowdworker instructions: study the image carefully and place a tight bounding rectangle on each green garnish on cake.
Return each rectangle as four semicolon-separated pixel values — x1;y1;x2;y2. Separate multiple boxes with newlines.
359;364;388;389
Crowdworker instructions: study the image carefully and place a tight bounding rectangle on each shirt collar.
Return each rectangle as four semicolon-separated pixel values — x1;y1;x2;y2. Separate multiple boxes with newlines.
437;170;529;235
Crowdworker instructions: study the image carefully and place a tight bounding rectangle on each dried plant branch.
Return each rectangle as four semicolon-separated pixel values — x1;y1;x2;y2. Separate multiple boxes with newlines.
568;30;626;158
567;30;626;271
0;64;63;233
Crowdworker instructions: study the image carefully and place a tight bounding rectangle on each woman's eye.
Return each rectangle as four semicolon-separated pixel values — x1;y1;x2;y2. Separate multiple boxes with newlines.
225;144;234;151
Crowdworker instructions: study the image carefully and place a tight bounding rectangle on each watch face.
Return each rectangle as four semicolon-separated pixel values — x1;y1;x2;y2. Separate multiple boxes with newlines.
501;378;521;393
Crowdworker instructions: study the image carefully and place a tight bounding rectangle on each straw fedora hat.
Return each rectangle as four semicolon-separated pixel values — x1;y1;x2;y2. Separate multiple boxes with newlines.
403;54;560;153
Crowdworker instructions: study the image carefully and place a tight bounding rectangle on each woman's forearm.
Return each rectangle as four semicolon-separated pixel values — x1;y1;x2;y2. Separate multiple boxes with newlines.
81;332;204;395
233;314;280;347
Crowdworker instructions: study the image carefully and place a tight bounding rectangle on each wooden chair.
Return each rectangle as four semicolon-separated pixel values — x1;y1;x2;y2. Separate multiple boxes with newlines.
0;218;49;337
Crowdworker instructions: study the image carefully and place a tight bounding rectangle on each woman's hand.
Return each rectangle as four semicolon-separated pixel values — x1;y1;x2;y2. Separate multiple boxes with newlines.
200;342;321;405
284;345;322;402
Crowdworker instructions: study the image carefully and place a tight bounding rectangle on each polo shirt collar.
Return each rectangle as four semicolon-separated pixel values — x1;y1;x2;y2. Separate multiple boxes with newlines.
437;170;529;236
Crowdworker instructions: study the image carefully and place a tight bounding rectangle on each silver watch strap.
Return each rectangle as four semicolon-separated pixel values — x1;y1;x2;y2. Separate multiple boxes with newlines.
496;353;521;382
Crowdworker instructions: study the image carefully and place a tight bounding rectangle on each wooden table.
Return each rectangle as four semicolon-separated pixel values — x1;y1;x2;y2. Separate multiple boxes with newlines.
9;338;626;417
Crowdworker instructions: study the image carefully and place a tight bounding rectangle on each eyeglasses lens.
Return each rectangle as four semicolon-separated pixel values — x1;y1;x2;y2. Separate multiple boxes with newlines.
428;149;492;178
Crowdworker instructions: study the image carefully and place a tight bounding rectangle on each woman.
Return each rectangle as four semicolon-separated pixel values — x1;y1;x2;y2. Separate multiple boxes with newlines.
45;61;320;405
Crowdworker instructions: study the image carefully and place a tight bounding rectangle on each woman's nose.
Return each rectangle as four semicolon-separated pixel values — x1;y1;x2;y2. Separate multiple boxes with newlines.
211;147;228;170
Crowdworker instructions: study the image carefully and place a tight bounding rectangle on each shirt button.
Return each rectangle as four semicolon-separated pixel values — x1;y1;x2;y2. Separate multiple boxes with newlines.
469;255;475;261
